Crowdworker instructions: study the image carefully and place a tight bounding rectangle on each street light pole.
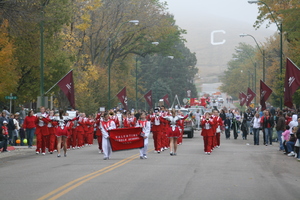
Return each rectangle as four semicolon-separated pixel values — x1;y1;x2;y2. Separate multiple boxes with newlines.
135;56;138;110
239;33;266;82
107;20;139;110
248;0;283;109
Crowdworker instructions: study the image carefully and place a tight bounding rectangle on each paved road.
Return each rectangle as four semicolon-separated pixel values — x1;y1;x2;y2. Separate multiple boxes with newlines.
0;132;299;200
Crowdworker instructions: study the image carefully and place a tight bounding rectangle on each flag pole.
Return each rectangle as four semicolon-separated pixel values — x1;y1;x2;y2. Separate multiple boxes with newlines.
45;69;73;95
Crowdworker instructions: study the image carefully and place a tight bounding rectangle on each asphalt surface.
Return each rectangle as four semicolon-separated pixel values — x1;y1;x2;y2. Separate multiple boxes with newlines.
0;131;299;200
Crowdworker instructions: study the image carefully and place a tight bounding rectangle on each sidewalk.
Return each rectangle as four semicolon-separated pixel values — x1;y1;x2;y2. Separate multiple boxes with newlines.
0;145;36;159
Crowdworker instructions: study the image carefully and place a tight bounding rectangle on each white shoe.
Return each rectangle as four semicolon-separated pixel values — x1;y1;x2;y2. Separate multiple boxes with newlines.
72;147;76;150
98;150;102;154
294;153;297;158
164;147;168;150
216;146;220;148
205;152;208;155
207;152;211;155
288;152;295;157
36;151;39;154
143;155;147;159
154;150;157;153
42;153;45;155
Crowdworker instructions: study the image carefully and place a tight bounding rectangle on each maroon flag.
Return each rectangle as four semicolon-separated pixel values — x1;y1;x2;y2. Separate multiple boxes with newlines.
240;92;247;106
116;87;128;110
284;58;300;108
162;94;170;107
246;88;256;107
57;70;75;109
239;92;242;106
260;80;273;111
109;127;144;151
144;90;152;107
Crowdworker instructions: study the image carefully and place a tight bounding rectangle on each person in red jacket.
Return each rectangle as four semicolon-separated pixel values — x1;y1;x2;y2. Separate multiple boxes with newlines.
35;107;51;155
23;110;36;149
86;115;95;146
77;113;86;148
201;112;215;155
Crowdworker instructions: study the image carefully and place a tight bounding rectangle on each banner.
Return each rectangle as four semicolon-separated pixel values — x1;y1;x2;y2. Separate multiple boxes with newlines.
246;87;256;107
57;70;75;109
240;92;247;106
144;90;152;107
284;58;300;108
260;80;273;111
116;87;128;110
109;127;144;151
162;94;170;107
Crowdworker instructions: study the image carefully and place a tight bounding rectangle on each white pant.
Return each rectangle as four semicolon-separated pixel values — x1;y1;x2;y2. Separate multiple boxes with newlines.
139;138;148;156
102;136;112;158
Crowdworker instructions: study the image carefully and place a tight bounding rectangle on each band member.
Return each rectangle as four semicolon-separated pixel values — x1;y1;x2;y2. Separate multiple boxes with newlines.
71;111;79;149
47;110;57;154
151;109;163;153
86;115;95;146
95;113;103;153
213;110;223;148
162;109;187;156
109;111;120;128
160;106;169;151
201;112;215;155
136;112;151;159
77;113;86;148
35;107;50;155
123;111;136;128
100;112;116;160
53;110;72;157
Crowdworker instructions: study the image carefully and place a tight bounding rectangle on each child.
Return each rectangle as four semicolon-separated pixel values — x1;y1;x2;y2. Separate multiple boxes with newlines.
282;125;290;154
2;121;9;152
19;124;26;146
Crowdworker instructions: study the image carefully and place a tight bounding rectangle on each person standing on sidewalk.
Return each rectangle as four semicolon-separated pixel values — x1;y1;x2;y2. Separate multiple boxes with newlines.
1;121;9;152
275;111;285;151
260;110;274;146
23;110;36;149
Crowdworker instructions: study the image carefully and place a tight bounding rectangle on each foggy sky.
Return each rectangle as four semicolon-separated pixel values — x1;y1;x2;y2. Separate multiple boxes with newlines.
162;0;277;31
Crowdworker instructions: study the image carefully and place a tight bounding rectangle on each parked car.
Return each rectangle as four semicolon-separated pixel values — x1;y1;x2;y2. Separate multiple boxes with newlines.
217;97;224;104
179;108;195;138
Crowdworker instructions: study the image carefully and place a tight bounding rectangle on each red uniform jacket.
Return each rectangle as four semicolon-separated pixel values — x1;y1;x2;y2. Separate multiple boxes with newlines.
201;118;215;136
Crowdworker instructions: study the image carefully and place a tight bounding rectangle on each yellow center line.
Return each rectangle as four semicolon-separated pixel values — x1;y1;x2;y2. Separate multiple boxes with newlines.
38;149;153;200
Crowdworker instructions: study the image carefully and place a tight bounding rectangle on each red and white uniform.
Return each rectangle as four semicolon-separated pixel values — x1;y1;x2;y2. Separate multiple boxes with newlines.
35;113;50;154
95;114;102;151
151;114;163;152
100;119;116;159
136;119;151;157
201;118;215;154
162;115;187;138
123;116;136;128
110;115;120;128
53;116;72;137
47;115;57;153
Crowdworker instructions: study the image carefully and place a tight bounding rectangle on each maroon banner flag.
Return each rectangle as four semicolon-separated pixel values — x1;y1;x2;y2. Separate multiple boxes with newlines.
240;92;247;106
246;88;256;107
57;70;75;109
144;90;152;107
109;127;144;151
239;92;242;106
162;94;170;107
260;80;273;111
284;58;300;108
116;87;128;110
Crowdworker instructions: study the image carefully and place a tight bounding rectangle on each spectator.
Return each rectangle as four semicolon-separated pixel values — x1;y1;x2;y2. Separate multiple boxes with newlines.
224;116;231;139
19;106;26;125
23;110;36;148
288;114;298;132
1;121;9;152
8;114;16;145
241;119;248;140
282;125;290;154
252;112;261;145
260;110;274;146
0;111;9;127
276;111;286;151
296;126;300;162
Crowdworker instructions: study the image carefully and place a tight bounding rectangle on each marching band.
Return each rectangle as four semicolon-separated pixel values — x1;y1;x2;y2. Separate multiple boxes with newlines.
27;106;223;159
